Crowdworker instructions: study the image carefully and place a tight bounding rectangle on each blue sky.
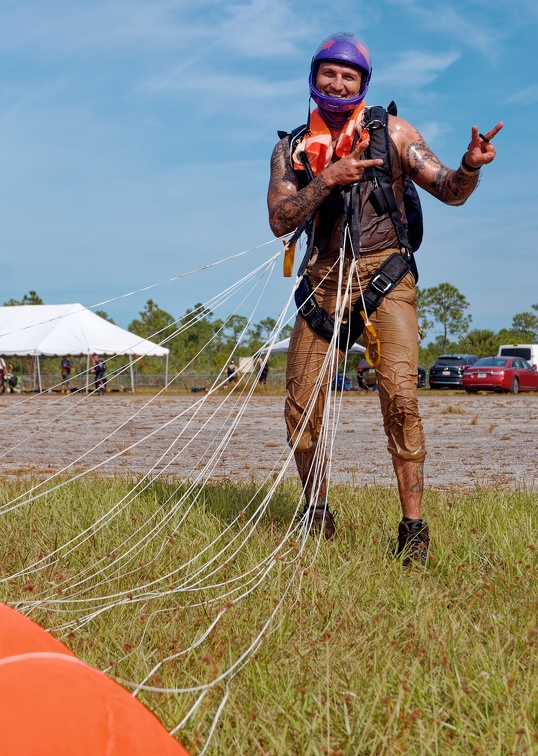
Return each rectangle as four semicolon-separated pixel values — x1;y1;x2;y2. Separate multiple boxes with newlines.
0;0;537;337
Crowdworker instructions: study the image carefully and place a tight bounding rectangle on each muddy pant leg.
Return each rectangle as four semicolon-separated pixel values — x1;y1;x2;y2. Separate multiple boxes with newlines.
368;271;426;517
285;315;338;505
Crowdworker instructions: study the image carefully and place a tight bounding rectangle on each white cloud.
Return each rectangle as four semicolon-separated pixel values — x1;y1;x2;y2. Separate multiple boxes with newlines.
386;0;504;61
375;50;460;90
507;84;538;105
137;68;301;103
415;121;447;146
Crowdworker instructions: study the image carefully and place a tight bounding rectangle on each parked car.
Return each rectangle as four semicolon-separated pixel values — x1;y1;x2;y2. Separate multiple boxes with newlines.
497;344;538;370
462;356;538;394
331;373;352;391
417;366;426;388
428;354;478;389
355;359;425;390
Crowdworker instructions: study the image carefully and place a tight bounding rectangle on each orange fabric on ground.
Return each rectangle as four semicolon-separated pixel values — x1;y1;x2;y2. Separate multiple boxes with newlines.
0;603;74;660
0;604;189;756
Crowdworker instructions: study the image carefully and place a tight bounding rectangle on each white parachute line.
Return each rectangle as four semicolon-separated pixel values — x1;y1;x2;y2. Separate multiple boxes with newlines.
5;268;340;624
322;250;356;502
0;257;283;516
6;251;352;724
2;243;360;742
31;265;286;596
0;287;287;591
2;268;296;591
21;364;323;610
166;690;211;734
193;686;230;756
111;555;299;694
0;238;284;343
89;236;285;311
0;250;281;431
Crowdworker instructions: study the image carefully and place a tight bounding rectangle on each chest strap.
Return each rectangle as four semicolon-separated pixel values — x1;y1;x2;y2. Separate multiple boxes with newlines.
295;252;411;349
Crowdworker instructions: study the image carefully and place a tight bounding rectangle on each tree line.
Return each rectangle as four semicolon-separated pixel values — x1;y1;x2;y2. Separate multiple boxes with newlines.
416;283;538;367
4;287;538;372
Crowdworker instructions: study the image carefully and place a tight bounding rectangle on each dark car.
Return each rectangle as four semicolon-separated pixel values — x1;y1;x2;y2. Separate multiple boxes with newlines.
428;354;478;389
462;356;538;394
356;359;426;390
417;366;426;388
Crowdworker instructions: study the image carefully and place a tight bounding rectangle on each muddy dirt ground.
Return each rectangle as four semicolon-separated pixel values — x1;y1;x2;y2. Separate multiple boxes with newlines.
0;392;536;490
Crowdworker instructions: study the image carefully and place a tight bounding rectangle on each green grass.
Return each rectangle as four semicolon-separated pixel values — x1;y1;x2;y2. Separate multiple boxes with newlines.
1;476;537;754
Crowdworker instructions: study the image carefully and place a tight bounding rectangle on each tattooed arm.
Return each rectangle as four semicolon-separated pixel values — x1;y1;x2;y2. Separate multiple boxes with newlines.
267;137;383;236
390;116;503;207
267;138;330;236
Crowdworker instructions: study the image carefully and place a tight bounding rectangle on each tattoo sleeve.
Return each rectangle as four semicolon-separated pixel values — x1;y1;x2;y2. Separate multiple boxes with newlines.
403;136;479;207
267;139;332;236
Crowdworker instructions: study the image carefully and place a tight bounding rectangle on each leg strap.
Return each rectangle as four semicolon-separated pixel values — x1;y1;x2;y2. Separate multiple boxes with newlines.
295;252;412;348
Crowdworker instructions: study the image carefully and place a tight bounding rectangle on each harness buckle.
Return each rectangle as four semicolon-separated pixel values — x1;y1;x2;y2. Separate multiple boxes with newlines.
371;272;393;294
300;297;317;318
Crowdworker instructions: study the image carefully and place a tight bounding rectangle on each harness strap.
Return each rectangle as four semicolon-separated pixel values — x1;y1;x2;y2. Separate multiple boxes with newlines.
363;106;410;253
295;252;411;349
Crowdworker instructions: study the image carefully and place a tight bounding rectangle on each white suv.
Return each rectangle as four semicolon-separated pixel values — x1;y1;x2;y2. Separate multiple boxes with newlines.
497;344;538;370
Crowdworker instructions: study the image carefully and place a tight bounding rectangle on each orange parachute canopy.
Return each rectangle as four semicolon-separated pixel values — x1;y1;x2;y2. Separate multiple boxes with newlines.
0;605;189;756
0;603;74;659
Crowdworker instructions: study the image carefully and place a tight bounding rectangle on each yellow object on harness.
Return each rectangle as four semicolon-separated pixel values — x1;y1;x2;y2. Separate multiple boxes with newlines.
361;311;381;368
283;239;296;277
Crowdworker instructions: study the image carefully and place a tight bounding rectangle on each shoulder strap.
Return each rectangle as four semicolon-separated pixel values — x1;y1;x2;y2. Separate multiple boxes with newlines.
363;105;410;254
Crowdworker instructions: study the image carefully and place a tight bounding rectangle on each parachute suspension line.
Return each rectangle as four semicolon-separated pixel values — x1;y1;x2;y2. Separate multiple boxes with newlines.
0;241;363;742
4;264;299;597
0;249;282;431
0;254;283;517
345;224;381;368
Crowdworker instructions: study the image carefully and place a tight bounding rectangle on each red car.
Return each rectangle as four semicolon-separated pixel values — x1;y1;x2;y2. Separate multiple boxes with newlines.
462;356;538;394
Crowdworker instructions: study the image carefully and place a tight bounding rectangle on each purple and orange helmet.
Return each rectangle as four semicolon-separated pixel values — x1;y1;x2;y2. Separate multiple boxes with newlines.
309;32;372;112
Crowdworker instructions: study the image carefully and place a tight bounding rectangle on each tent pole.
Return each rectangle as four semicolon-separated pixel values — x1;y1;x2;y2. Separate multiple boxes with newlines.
165;353;169;392
37;355;42;393
86;354;90;394
129;355;134;393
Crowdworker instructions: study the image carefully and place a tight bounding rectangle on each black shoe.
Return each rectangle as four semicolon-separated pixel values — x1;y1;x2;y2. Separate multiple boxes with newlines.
299;502;335;540
397;519;429;567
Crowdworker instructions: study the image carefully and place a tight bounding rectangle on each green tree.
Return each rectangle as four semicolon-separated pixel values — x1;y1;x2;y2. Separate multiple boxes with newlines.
510;311;538;341
455;329;500;358
95;310;116;324
247;318;292;352
128;299;177;345
224;315;249;347
4;290;43;306
417;283;472;353
177;303;220;370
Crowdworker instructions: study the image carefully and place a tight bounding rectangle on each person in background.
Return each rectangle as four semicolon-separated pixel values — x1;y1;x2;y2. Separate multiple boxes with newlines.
0;356;7;394
60;356;73;394
91;354;107;394
226;359;237;384
257;357;269;386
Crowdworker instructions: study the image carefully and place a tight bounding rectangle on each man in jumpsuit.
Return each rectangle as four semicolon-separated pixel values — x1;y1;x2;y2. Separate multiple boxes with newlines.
267;32;502;563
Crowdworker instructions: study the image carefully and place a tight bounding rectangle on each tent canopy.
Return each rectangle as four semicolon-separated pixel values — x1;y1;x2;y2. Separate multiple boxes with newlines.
261;337;365;355
0;304;169;358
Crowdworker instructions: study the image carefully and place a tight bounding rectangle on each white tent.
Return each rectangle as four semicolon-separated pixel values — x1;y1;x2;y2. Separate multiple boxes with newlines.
261;337;365;355
0;304;170;392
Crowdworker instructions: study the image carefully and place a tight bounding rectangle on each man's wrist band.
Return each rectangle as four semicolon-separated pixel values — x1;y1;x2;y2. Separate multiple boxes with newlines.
460;155;481;176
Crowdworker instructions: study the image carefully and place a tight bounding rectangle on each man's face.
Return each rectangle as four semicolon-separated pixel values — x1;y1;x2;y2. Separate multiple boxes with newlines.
316;61;362;100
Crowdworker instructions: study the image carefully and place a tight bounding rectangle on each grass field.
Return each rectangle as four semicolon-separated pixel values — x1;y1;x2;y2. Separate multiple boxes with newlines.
1;476;537;754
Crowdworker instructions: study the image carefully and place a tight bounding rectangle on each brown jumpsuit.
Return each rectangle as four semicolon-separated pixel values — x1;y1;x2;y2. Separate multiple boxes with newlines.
284;132;426;503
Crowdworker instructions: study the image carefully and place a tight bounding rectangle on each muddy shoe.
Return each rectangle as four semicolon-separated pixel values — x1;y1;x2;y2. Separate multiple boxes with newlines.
397;518;429;567
299;502;336;540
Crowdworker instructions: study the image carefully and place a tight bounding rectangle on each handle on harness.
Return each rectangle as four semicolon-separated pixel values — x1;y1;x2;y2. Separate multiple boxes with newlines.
283;239;296;277
361;311;381;368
